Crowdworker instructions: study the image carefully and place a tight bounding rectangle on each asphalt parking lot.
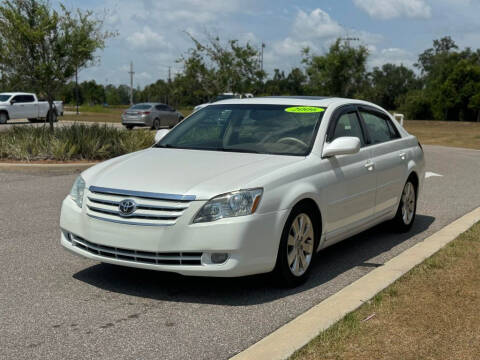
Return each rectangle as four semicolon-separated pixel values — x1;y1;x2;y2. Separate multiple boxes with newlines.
1;145;479;360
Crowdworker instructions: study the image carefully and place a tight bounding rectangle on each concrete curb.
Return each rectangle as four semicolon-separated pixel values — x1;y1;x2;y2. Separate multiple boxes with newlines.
0;162;97;172
230;207;480;360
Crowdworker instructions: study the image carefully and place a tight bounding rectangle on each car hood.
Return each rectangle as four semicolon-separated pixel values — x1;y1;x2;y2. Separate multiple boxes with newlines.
83;148;301;200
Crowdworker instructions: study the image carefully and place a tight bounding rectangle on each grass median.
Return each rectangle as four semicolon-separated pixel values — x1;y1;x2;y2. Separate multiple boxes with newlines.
61;106;193;123
404;120;480;150
291;221;480;360
0;124;154;161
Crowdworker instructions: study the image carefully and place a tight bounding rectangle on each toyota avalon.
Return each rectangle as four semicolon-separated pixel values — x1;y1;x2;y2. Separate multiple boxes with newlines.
60;97;425;286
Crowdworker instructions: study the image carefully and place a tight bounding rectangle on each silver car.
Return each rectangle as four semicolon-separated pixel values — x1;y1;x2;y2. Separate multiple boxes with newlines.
121;103;184;130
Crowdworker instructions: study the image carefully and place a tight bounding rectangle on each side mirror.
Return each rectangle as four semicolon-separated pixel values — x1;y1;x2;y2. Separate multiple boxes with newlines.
10;99;16;105
322;137;361;158
154;129;169;143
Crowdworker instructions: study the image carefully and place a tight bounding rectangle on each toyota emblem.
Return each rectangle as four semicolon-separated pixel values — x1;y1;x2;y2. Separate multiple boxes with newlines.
118;199;137;216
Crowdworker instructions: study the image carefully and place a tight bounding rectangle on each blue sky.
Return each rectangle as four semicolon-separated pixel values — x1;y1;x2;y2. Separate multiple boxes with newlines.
62;0;480;88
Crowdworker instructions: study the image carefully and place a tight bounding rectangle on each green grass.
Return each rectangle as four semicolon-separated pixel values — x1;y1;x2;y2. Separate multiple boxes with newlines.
61;106;193;123
0;124;154;161
64;105;130;113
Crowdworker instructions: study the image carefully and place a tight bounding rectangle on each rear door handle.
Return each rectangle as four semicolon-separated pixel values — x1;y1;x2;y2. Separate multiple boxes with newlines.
399;152;407;160
364;161;375;171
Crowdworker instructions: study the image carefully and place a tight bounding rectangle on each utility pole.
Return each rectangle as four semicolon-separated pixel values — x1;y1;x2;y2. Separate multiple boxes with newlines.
260;42;266;72
129;61;134;105
341;36;360;46
75;66;79;115
168;66;171;84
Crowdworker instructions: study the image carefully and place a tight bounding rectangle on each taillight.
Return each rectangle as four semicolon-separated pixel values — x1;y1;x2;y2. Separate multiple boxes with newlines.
142;111;151;115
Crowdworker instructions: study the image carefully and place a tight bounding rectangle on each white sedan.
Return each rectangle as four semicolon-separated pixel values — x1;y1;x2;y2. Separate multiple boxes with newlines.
60;97;425;286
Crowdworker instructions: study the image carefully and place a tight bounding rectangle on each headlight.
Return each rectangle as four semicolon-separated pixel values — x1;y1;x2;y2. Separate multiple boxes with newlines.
193;188;263;223
70;175;86;208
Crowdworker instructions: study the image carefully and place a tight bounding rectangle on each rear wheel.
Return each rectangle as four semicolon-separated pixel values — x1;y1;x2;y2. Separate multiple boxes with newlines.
392;179;417;232
152;118;161;130
47;111;58;123
0;112;7;124
273;204;318;287
125;125;133;130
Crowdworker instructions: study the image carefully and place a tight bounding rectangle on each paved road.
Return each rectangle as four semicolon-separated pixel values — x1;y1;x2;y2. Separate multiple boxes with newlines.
1;145;479;360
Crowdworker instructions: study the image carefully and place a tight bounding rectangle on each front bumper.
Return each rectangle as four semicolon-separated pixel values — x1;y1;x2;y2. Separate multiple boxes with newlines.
60;196;289;277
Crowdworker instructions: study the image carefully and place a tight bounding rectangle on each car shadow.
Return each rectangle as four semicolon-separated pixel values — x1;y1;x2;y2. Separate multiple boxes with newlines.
73;214;435;306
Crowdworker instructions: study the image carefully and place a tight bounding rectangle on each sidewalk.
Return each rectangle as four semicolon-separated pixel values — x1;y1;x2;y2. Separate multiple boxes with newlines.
291;222;480;360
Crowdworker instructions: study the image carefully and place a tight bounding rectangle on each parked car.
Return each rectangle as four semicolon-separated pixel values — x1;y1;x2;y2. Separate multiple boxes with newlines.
121;103;184;130
0;92;63;124
193;93;254;112
60;96;425;287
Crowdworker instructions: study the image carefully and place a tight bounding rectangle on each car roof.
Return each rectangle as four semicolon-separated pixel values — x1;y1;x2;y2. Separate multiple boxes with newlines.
0;92;35;96
212;96;381;109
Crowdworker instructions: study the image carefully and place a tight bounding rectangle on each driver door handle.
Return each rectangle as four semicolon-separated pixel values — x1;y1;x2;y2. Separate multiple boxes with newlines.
364;161;375;171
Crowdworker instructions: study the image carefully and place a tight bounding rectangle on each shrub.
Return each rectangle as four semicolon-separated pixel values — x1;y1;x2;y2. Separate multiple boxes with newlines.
0;124;154;161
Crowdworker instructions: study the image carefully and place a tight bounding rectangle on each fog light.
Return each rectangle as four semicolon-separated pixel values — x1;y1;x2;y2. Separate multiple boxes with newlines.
211;253;229;264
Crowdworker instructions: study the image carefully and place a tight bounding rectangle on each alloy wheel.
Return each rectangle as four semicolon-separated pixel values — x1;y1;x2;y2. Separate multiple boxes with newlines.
287;213;315;277
401;182;416;225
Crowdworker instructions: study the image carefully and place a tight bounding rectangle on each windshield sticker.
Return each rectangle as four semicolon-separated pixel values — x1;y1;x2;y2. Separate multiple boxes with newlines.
285;106;325;114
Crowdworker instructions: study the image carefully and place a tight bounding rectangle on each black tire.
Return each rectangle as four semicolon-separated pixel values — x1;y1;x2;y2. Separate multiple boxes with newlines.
125;125;133;130
152;118;161;130
391;179;417;232
47;111;58;123
273;203;320;287
0;112;7;124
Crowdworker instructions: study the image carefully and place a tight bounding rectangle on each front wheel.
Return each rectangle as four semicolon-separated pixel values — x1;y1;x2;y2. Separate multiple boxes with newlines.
273;205;318;287
0;112;7;124
392;180;417;232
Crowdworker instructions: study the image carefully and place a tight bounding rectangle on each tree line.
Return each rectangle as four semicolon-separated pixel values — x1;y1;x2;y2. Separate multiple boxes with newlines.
53;36;480;122
1;0;479;121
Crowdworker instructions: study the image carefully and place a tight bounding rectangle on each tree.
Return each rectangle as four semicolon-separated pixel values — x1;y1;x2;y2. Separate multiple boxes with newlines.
302;39;369;97
177;33;266;103
0;0;114;130
363;64;422;110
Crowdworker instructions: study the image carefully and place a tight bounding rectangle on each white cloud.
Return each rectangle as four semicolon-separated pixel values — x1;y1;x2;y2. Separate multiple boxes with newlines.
369;47;416;68
292;9;343;40
126;26;169;51
266;8;382;72
353;0;431;19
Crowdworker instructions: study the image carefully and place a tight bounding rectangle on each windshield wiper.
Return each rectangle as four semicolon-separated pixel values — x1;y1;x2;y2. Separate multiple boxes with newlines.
154;143;177;149
219;148;260;154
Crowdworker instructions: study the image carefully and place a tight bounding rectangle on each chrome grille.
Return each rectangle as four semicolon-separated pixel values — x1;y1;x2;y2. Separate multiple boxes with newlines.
85;186;195;226
66;233;202;265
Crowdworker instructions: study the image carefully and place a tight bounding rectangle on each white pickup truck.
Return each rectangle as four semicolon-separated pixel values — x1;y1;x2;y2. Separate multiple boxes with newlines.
0;92;63;124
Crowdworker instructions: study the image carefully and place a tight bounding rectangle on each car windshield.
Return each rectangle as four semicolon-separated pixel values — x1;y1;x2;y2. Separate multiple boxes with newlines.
155;104;326;156
0;95;12;102
130;104;151;110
